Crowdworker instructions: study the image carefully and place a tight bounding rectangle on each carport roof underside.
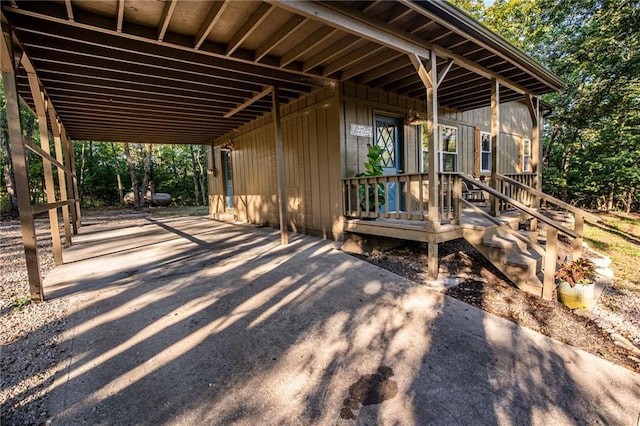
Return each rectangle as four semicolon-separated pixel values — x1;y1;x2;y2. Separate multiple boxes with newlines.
2;0;564;145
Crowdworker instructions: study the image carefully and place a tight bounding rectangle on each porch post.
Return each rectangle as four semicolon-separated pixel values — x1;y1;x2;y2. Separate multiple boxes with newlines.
410;51;441;279
490;78;500;217
272;86;288;245
1;32;44;301
48;105;72;247
27;72;63;265
61;126;79;234
63;127;82;231
525;94;540;230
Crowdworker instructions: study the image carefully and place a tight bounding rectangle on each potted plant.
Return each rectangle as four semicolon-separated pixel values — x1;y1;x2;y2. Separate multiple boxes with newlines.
555;257;597;309
355;144;386;214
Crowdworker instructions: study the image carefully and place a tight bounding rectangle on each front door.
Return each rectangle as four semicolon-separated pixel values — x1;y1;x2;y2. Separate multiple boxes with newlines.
222;150;234;209
375;115;403;212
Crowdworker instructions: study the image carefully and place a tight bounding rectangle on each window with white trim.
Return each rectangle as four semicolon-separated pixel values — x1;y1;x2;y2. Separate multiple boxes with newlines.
522;138;532;173
480;131;491;173
439;125;458;172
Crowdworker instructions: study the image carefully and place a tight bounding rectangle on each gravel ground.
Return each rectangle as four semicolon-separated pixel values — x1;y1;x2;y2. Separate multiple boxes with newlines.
0;210;150;425
1;209;639;424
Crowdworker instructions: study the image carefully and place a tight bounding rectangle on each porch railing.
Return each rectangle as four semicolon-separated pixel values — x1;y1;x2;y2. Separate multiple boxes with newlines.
342;172;462;223
498;173;538;209
496;173;601;257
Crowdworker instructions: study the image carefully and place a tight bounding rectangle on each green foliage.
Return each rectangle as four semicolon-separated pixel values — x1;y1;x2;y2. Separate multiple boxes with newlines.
452;0;640;214
12;296;31;311
356;144;386;211
555;257;597;287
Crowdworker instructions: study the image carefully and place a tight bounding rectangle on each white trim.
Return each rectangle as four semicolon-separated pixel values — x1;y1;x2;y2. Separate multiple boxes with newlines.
438;124;458;172
522;138;532;173
480;130;491;173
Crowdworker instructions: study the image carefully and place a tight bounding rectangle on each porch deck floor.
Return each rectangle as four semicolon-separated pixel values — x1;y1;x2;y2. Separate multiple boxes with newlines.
344;208;524;242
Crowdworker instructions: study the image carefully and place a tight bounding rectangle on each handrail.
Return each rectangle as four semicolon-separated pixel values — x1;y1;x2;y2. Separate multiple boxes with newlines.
460;174;579;239
461;198;546;258
497;173;600;223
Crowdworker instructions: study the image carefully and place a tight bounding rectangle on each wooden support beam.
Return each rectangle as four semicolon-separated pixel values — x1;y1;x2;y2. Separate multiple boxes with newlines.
194;0;229;50
302;34;358;72
226;3;273;56
62;126;80;232
116;0;125;32
22;137;73;175
27;72;63;265
410;51;440;244
525;94;540;231
64;0;74;21
322;42;382;77
280;26;335;68
224;87;272;118
272;86;288;245
543;227;558;300
437;59;454;87
48;105;72;247
157;0;177;42
255;15;306;62
341;50;401;81
490;78;500;217
1;34;44;302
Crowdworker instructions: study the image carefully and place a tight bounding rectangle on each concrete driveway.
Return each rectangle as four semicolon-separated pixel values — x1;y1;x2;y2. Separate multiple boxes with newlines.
43;216;640;425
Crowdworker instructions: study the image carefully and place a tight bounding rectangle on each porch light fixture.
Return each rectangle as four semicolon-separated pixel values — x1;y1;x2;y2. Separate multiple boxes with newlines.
406;109;428;126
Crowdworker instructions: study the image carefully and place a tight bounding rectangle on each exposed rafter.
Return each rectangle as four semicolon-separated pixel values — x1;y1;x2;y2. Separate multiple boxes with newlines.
194;0;229;50
157;0;177;42
226;3;273;56
224;87;272;118
254;15;306;62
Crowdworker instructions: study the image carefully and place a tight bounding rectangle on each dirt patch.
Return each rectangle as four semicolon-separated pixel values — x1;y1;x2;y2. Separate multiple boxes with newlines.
356;238;640;374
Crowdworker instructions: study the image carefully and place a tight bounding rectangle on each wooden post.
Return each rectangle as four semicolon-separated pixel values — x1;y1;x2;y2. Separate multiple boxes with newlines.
573;214;584;259
409;51;442;279
490;78;500;217
525;94;540;231
543;227;558;300
61;126;79;234
48;106;72;247
28;72;63;265
63;127;82;231
426;51;440;231
1;34;44;301
272;86;288;245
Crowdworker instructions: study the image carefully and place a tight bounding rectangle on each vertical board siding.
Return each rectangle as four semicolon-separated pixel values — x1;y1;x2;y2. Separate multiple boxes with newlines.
209;85;342;239
342;82;534;180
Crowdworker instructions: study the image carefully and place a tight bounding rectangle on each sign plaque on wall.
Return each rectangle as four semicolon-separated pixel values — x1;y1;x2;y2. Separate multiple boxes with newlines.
349;124;373;138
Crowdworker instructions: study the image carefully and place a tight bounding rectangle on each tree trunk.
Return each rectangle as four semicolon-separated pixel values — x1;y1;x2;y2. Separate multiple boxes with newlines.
124;142;141;208
0;113;18;212
111;142;124;205
79;141;86;206
141;143;152;205
189;144;201;205
196;145;207;206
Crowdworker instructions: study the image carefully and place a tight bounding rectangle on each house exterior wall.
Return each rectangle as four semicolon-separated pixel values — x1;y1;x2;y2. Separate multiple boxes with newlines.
207;84;343;239
342;82;534;179
206;81;537;241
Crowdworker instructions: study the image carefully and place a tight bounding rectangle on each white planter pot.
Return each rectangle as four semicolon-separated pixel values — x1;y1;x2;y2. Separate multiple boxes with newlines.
557;281;596;309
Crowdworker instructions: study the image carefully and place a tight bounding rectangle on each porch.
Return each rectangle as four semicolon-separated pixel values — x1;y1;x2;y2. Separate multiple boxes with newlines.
341;172;600;299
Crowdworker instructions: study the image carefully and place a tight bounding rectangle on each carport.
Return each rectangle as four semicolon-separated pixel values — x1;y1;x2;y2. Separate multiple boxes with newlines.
1;0;565;302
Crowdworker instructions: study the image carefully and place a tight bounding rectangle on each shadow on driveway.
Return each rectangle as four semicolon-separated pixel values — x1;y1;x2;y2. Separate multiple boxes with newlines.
22;216;640;424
